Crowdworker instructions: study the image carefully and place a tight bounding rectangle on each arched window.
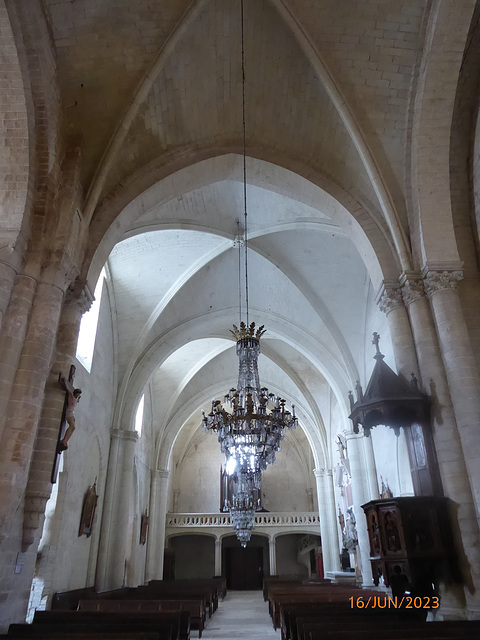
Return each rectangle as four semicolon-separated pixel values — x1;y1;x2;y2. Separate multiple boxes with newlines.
135;394;145;436
76;267;106;372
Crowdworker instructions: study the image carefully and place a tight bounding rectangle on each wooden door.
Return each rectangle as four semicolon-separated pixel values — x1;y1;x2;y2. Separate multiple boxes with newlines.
225;547;263;590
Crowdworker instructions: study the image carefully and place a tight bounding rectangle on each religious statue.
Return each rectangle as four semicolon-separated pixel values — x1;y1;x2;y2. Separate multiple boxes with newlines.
385;511;401;552
338;505;345;536
79;481;98;537
336;435;346;461
140;510;149;545
380;476;393;499
344;507;358;552
57;372;82;451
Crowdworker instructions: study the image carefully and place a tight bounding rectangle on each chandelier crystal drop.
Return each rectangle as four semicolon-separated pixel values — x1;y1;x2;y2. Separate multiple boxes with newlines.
229;470;257;547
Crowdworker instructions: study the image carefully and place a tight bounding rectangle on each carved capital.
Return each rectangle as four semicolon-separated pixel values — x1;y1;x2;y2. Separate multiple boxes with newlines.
423;270;463;297
378;287;404;315
401;279;425;306
64;279;94;314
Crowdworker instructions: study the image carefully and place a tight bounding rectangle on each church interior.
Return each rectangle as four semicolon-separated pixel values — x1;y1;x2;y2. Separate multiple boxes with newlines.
2;0;480;636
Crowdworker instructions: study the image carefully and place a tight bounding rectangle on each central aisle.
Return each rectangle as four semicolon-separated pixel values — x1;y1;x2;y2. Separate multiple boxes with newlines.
200;590;281;639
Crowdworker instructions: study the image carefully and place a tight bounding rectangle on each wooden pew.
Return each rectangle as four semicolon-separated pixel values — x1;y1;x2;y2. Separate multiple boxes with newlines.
303;620;480;640
271;585;377;630
144;580;218;615
78;600;191;640
29;610;181;640
119;593;205;636
48;578;221;638
1;633;159;640
7;622;174;640
51;587;97;610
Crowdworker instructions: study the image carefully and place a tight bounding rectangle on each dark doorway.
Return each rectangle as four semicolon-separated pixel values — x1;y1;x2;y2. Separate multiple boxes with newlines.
225;546;263;590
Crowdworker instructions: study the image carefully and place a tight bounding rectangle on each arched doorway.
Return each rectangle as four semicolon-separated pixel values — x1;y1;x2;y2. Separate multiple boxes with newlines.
168;534;215;579
223;535;268;590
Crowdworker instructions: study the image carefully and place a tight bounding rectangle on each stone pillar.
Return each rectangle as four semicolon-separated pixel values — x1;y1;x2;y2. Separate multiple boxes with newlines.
0;261;17;327
0;274;37;440
362;437;379;502
344;432;373;585
268;537;276;576
377;283;419;378
377;282;443;495
0;276;65;630
402;274;480;604
22;284;92;550
96;429;138;591
145;470;170;582
314;469;340;574
0;280;65;530
214;538;222;576
424;270;480;519
0;238;26;330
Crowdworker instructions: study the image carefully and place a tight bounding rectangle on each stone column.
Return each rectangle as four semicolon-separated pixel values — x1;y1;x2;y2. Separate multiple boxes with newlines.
0;261;17;327
362;437;379;502
424;270;480;519
377;283;419;378
0;238;26;330
214;538;222;576
344;432;373;585
22;284;92;550
314;469;340;574
0;274;37;440
0;279;65;531
145;470;170;582
379;280;442;496
268;536;276;576
0;276;65;630
402;274;480;603
96;428;138;591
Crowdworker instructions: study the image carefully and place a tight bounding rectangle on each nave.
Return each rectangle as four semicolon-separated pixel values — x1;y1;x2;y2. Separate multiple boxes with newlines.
200;591;280;640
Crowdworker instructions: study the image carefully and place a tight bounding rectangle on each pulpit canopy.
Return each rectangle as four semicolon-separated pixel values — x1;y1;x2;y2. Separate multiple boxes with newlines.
348;333;430;437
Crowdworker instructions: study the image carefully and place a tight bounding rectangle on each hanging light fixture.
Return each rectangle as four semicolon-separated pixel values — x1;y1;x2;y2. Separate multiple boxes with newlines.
202;0;297;546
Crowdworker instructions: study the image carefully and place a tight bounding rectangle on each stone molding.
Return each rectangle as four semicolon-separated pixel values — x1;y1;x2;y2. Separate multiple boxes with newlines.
154;469;170;480
111;428;138;443
423;270;463;297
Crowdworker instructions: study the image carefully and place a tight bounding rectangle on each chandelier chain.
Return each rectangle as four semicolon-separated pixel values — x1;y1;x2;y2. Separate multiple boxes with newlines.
201;1;298;547
237;219;242;327
241;0;249;327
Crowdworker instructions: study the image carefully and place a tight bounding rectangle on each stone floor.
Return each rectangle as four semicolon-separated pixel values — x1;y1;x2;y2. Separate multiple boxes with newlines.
197;590;281;639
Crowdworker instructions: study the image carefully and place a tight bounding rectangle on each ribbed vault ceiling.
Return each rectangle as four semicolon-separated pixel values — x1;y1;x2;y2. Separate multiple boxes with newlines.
46;0;428;465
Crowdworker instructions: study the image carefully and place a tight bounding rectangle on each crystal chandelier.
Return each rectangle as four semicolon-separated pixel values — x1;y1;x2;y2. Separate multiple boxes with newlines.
203;322;297;475
201;0;297;546
203;322;298;545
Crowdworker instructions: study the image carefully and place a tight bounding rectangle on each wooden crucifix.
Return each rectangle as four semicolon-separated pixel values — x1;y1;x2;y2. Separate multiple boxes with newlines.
51;364;82;483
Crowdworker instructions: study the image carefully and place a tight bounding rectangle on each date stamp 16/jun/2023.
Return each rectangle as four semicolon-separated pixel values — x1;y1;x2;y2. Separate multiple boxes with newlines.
349;595;440;609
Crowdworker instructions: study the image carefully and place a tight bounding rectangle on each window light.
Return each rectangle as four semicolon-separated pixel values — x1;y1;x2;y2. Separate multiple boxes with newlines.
76;267;106;373
135;394;145;435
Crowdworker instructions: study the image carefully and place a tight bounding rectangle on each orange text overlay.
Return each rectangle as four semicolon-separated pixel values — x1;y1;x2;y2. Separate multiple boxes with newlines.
349;596;439;609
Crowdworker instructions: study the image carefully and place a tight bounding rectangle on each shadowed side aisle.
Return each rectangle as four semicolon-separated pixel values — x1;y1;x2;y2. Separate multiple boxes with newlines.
201;590;280;639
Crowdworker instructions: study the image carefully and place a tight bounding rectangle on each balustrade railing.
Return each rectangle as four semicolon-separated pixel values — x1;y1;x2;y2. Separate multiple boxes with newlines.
166;512;320;527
